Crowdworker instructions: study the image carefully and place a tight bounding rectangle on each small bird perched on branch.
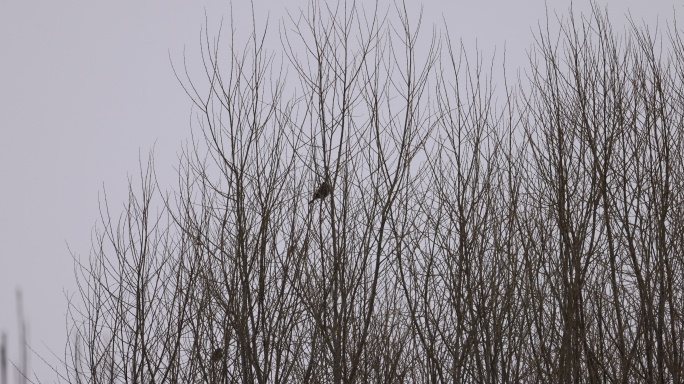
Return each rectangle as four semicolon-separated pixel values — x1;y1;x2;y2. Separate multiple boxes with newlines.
309;180;331;204
210;348;223;363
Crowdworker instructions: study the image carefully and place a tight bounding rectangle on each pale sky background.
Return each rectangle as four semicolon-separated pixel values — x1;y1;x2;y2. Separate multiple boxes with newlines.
0;0;677;381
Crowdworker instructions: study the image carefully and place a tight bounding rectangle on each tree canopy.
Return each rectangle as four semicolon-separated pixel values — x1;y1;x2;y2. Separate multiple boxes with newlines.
66;3;684;382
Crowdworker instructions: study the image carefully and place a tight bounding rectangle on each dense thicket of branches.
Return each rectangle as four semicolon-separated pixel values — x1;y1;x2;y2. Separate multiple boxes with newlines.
66;3;684;383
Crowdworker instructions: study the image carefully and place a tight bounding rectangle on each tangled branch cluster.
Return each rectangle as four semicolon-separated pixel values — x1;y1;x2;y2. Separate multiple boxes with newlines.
67;3;684;383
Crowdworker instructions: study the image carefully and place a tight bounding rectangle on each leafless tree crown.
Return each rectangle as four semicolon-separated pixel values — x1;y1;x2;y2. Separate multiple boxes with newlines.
66;3;684;383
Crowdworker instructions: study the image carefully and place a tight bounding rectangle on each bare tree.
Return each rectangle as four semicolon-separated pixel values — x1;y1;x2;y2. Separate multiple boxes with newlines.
65;2;684;383
519;4;684;382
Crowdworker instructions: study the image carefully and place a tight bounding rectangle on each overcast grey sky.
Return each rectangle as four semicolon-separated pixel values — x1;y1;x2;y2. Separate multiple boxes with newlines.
0;0;676;380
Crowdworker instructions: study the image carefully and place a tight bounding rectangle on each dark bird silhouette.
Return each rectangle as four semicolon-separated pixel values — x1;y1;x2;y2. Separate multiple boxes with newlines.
309;181;331;204
210;348;223;363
